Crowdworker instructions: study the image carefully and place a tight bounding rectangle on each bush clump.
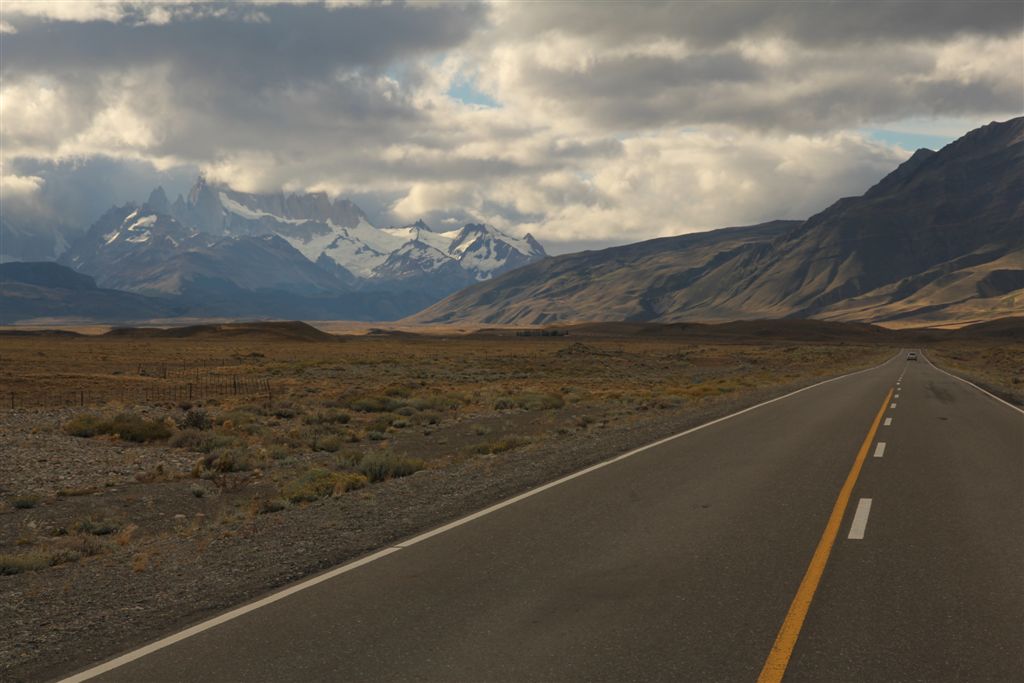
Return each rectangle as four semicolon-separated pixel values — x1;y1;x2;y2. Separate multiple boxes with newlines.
357;453;425;483
170;430;239;453
349;396;405;413
0;552;53;575
74;518;119;535
494;392;565;411
255;498;288;514
473;436;531;455
65;413;171;442
177;409;211;431
191;448;255;476
282;467;336;503
303;410;351;426
11;495;40;509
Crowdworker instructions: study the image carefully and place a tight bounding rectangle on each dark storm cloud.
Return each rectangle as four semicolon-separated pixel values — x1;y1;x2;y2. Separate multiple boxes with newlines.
502;0;1023;47
9;156;198;227
2;2;486;85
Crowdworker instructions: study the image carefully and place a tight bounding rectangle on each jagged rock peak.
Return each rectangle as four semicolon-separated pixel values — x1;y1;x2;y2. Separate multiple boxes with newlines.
144;186;170;214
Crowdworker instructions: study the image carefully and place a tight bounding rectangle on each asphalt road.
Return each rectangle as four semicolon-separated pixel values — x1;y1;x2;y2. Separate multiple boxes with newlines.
69;351;1023;682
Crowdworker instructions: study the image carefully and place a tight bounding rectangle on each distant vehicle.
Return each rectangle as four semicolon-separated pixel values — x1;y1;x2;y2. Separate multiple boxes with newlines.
907;352;918;360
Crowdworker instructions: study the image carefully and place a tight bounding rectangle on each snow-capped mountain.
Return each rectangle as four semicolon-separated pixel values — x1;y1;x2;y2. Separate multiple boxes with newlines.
165;177;547;283
53;176;547;320
60;204;350;296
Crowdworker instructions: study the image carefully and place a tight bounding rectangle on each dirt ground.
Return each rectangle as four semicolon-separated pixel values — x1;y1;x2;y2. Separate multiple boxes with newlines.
0;324;1015;681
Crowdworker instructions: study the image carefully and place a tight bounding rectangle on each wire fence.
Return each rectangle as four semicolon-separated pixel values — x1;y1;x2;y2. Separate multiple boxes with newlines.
135;358;256;379
4;375;273;410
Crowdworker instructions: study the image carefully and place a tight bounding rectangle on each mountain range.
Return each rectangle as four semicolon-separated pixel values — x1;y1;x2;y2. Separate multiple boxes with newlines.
5;178;542;321
412;117;1023;327
3;117;1021;326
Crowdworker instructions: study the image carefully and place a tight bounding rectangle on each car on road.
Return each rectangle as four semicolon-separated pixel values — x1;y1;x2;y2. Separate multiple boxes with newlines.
907;352;918;360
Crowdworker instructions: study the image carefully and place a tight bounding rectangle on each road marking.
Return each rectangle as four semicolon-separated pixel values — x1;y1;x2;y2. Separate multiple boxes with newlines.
895;394;899;399
873;442;886;458
848;498;873;540
884;417;892;426
60;353;905;683
890;402;896;409
757;389;893;683
55;545;404;683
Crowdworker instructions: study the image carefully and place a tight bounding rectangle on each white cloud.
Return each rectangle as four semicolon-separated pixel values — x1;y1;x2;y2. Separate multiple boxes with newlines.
0;171;44;197
2;1;127;23
0;1;1019;250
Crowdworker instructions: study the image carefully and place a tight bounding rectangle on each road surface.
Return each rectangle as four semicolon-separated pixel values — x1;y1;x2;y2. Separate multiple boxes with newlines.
66;351;1023;682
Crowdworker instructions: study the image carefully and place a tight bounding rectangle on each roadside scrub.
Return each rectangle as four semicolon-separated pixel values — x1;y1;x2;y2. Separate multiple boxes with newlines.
65;413;171;442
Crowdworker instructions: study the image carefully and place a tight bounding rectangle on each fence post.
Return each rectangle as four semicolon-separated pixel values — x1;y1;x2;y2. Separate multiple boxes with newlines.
80;391;84;407
188;383;193;400
10;392;14;410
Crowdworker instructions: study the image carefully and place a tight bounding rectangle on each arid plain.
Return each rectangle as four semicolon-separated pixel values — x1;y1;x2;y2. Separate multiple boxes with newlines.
0;319;1020;681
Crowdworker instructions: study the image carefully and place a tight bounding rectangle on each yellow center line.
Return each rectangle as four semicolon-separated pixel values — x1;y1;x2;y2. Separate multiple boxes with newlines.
757;386;894;683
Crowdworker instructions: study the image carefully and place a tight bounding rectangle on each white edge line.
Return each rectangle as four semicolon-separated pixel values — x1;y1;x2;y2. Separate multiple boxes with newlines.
56;546;403;683
59;351;903;683
921;351;1024;416
848;498;873;540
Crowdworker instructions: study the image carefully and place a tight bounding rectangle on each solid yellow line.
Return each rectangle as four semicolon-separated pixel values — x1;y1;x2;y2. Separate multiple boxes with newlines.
757;387;894;683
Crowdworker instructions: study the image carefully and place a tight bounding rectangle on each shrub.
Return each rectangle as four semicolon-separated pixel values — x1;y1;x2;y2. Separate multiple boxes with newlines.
255;498;288;514
74;518;118;535
0;552;53;575
178;409;211;431
267;445;292;460
349;396;405;413
170;430;239;453
107;414;172;442
414;411;441;425
366;415;394;433
209;449;254;473
515;393;564;411
272;404;297;419
64;414;107;437
282;467;338;503
12;495;40;509
473;436;531;455
190;484;206;498
57;486;96;497
316;434;348;452
332;472;368;495
191;448;254;476
358;453;425;483
303;410;351;426
66;413;170;442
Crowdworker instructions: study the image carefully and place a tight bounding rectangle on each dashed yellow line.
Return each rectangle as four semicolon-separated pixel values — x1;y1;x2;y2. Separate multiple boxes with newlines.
757;387;894;682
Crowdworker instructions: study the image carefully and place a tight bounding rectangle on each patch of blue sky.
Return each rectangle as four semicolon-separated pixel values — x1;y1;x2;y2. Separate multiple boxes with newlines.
448;78;500;108
862;128;956;151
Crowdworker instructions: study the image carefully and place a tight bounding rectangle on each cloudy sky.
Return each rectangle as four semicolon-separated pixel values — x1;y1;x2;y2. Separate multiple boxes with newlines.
2;1;1022;253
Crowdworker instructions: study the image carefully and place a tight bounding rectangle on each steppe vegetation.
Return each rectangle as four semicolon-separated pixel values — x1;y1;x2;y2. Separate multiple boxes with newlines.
2;331;894;554
0;325;917;679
